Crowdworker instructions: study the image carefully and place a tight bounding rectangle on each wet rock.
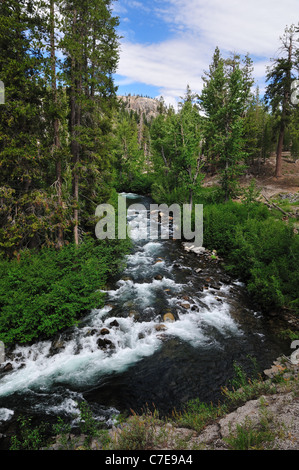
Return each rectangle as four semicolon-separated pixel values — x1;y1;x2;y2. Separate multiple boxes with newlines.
49;337;65;355
97;338;115;350
210;284;220;290
129;311;140;320
220;276;231;284
173;263;181;268
85;328;98;337
163;313;175;323
109;320;119;328
1;363;13;373
154;275;163;281
182;295;190;301
155;324;167;332
100;328;110;336
180;302;191;310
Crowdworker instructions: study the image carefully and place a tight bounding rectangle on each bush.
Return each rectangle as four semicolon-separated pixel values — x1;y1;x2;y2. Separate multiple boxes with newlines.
200;198;299;314
0;237;130;345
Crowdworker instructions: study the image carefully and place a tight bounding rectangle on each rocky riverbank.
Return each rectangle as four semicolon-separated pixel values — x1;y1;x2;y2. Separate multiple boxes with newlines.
39;354;299;451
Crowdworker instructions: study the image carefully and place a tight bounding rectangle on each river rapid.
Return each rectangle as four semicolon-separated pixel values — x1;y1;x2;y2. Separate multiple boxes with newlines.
0;193;290;435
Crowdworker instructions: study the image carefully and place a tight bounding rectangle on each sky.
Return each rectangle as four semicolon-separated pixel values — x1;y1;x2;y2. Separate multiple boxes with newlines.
113;0;298;108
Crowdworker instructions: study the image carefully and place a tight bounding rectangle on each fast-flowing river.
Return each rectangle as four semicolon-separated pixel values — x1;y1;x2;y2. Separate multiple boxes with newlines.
0;193;290;433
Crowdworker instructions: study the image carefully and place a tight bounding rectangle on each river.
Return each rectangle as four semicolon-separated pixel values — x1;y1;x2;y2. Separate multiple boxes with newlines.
0;193;290;434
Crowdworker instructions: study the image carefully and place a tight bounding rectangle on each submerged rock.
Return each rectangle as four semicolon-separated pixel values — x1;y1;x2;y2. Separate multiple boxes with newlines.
85;328;98;337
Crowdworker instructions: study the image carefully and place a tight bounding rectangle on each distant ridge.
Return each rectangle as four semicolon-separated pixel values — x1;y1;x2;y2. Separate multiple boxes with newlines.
118;95;160;120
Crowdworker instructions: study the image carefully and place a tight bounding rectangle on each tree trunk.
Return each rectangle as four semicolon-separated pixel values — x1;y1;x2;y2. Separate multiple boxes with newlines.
70;8;80;246
275;33;293;178
275;122;285;178
50;0;64;248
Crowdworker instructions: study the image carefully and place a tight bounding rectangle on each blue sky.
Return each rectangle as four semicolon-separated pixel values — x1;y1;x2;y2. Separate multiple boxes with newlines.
113;0;298;107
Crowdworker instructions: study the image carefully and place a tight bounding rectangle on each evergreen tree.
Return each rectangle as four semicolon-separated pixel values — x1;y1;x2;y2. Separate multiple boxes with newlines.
150;87;203;206
243;87;274;170
113;109;145;191
265;24;299;177
56;0;120;244
199;49;253;200
0;0;50;254
0;0;120;256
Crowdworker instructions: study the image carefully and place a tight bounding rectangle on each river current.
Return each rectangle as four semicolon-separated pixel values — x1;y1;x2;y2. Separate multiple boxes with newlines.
0;193;290;432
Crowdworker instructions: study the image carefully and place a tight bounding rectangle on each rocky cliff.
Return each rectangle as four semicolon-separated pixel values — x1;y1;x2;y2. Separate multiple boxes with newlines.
118;95;160;121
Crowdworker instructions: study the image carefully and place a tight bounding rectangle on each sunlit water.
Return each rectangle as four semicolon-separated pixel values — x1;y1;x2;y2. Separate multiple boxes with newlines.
0;193;290;430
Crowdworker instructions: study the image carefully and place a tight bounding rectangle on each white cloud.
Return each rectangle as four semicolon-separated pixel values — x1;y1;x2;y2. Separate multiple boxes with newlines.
116;0;299;103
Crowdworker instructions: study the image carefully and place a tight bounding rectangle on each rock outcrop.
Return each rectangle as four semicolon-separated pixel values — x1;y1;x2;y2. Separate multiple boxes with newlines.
118;95;160;121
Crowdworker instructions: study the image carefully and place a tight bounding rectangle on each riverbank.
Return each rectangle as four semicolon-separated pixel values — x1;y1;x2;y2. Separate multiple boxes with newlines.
28;354;299;451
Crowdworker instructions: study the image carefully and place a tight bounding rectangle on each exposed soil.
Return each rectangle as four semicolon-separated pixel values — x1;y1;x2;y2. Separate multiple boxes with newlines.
246;153;299;199
203;154;299;199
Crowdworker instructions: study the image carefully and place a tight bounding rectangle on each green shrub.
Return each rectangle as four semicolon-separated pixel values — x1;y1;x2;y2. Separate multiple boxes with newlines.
200;197;299;314
0;237;130;345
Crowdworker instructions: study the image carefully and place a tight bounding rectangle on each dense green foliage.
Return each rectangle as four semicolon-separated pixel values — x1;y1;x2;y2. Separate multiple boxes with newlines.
0;0;120;254
201;196;299;313
0;236;130;345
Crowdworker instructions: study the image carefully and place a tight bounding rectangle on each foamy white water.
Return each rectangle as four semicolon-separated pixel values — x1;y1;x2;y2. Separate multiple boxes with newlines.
0;193;249;422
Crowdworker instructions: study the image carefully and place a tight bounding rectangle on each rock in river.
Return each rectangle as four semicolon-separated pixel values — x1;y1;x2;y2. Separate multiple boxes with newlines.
163;313;175;323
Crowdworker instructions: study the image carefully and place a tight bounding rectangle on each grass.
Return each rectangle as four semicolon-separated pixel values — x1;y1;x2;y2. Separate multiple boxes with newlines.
8;362;299;451
171;400;227;434
110;408;169;450
224;396;286;450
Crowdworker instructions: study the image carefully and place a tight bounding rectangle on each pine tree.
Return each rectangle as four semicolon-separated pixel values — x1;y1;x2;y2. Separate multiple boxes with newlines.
0;0;120;256
0;0;50;254
199;49;253;200
265;24;299;177
59;0;120;244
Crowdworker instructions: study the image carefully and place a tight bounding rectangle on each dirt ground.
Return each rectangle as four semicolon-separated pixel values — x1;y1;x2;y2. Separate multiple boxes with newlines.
202;154;299;219
246;154;299;199
203;154;299;198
